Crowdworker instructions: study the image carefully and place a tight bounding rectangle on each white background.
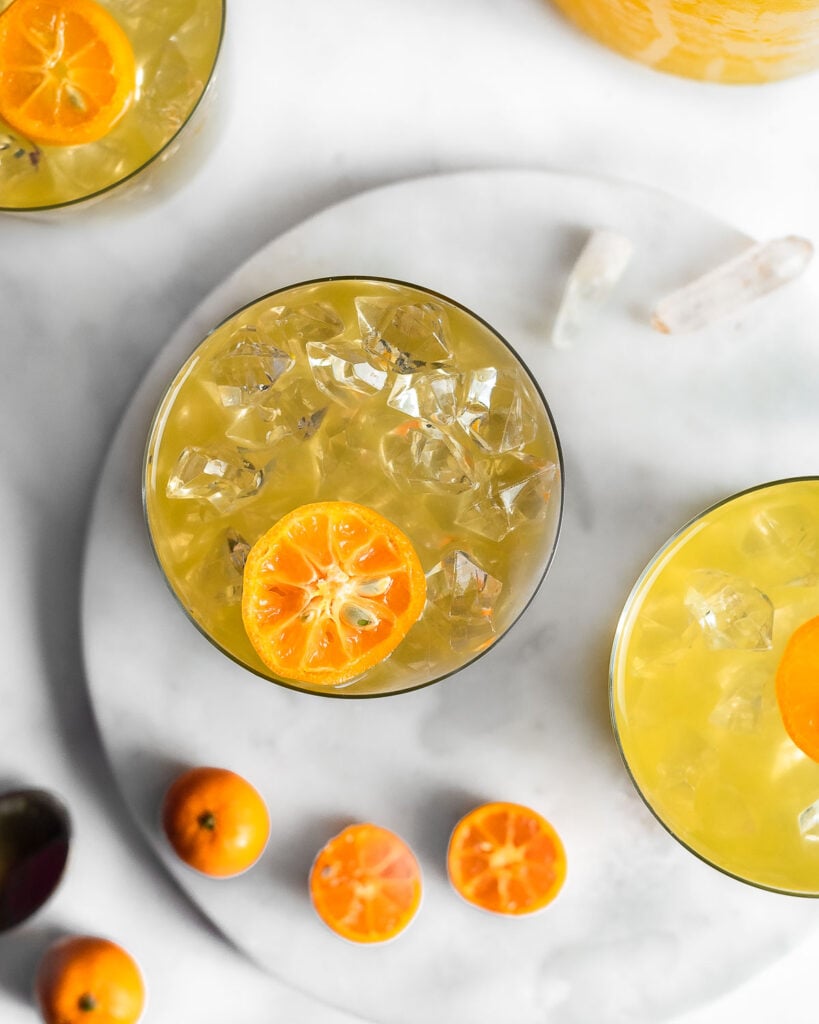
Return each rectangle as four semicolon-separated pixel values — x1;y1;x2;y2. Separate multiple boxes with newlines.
1;1;818;1022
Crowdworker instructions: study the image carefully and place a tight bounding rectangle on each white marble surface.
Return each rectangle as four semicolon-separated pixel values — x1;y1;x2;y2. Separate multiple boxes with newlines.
81;168;819;1024
2;3;819;1023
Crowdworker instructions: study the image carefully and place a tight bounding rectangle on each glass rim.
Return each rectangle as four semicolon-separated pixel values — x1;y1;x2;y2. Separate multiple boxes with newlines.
0;0;227;214
142;274;566;699
608;474;819;897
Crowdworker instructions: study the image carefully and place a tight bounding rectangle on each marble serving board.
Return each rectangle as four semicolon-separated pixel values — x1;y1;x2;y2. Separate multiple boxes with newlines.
81;170;819;1024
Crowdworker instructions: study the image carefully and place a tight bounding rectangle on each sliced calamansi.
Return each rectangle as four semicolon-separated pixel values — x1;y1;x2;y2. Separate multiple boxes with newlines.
309;823;423;943
775;615;819;762
241;501;426;686
0;0;136;146
447;801;567;915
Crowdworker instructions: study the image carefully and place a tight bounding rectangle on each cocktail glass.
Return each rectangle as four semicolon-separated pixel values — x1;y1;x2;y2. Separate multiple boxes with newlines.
0;0;225;213
550;0;819;83
144;277;564;698
611;477;819;894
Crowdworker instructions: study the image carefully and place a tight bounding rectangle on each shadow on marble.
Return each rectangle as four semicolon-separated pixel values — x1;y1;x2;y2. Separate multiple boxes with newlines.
31;490;148;854
587;628;617;741
272;813;360;895
118;748;192;841
0;924;66;1007
0;775;29;794
408;785;486;883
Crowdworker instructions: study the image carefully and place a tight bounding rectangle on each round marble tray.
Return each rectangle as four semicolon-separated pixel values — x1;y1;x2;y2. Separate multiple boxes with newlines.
81;170;819;1024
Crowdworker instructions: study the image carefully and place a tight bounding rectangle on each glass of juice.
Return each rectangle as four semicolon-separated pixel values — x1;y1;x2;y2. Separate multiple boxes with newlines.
0;0;224;212
550;0;819;83
144;277;563;698
611;478;819;894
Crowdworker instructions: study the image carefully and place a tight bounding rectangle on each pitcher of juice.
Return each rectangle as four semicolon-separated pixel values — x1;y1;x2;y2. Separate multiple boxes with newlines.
551;0;819;82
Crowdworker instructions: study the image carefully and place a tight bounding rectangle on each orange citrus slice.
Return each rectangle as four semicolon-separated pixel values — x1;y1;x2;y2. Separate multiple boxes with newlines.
776;615;819;761
0;0;136;146
241;501;426;686
309;823;423;943
447;801;566;915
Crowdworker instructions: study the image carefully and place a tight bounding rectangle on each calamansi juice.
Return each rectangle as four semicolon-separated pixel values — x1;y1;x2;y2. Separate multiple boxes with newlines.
551;0;819;83
0;0;223;210
612;479;819;893
144;278;563;697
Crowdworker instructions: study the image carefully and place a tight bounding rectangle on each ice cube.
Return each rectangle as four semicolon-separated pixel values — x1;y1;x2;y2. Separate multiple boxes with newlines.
387;368;461;424
206;328;294;408
798;799;819;841
114;0;155;13
258;301;345;346
226;404;328;450
708;663;773;733
456;367;537;453
356;296;451;373
380;419;474;493
552;229;634;349
457;454;556;540
187;528;251;605
0;131;42;187
256;389;329;442
166;446;263;512
711;690;763;733
116;0;189;26
629;616;698;683
426;550;503;653
292;407;327;440
684;570;774;650
224;365;328;451
223;409;275;452
656;729;719;794
773;578;819;644
454;452;556;540
316;408;386;501
631;591;700;660
259;440;323;512
140;41;204;132
306;340;387;408
652;236;813;334
742;504;819;572
495;454;556;525
453;494;509;542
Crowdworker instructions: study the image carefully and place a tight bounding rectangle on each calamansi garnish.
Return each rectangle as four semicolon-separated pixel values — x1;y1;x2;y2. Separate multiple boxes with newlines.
241;501;426;686
0;0;136;146
776;615;819;762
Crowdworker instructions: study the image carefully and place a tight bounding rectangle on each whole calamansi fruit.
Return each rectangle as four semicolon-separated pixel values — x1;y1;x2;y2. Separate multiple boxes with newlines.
161;766;270;877
35;935;145;1024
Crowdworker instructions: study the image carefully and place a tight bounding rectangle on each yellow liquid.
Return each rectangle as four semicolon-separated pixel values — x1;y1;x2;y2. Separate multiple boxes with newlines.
0;0;223;210
612;479;819;893
145;279;562;697
551;0;819;82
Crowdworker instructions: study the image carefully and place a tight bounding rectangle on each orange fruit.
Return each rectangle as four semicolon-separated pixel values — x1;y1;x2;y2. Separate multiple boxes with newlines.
776;615;819;761
447;801;566;915
309;823;423;943
161;766;270;878
35;935;145;1024
241;501;426;687
0;0;136;146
